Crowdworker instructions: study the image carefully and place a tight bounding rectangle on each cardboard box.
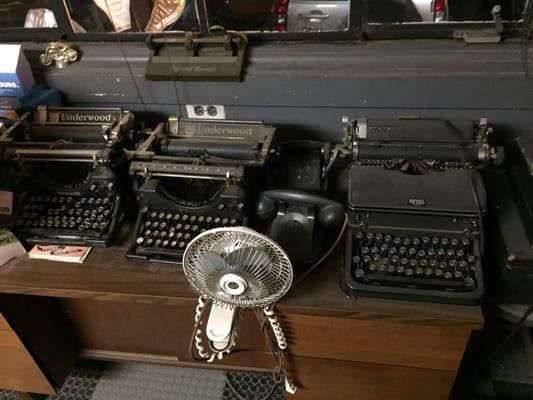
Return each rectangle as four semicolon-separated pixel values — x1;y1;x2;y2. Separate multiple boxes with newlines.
0;44;35;98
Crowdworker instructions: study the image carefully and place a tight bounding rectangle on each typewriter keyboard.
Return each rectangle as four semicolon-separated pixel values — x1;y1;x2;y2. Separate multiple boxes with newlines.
351;232;480;292
132;209;241;262
16;193;116;237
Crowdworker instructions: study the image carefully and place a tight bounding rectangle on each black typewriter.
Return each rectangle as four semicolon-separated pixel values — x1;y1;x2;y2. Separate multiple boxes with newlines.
126;117;275;264
342;117;501;304
3;106;133;247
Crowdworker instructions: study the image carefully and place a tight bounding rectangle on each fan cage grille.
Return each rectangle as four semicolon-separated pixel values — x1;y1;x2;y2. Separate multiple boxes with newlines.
183;228;293;309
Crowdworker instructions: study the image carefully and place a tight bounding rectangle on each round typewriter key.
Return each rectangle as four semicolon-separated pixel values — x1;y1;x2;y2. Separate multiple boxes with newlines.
417;250;426;259
399;246;407;256
222;218;229;225
200;229;207;233
352;256;361;264
182;215;189;221
375;233;383;242
363;255;372;263
378;263;387;272
435;269;443;277
400;257;409;266
178;242;186;248
409;259;418;268
449;259;458;268
384;234;392;244
371;246;379;254
386;264;395;273
462;239;471;248
206;217;213;223
366;233;375;241
382;257;390;266
155;239;162;246
456;249;465;258
162;240;169;247
406;268;414;276
447;249;456;259
191;225;199;232
95;198;102;205
397;266;406;274
144;221;151;227
441;238;450;247
393;237;402;246
422;236;431;246
431;237;440;246
152;230;160;237
429;259;438;268
389;247;398;256
170;241;177;248
104;209;110;216
467;255;477;264
408;248;417;257
184;233;191;240
391;255;400;264
372;254;381;262
230;218;237;225
464;277;475;288
99;222;108;230
361;247;370;255
380;244;389;253
184;224;191;231
214;217;221;224
173;214;181;221
158;213;165;219
356;232;364;240
150;211;157;218
437;248;445;258
450;238;460;248
168;232;175;239
103;198;110;204
444;271;453;280
136;237;144;245
454;270;464;279
159;222;167;229
176;232;183;239
160;231;167;238
368;263;377;272
427;248;436;258
166;213;173;220
402;238;411;246
355;269;365;278
198;216;205;223
176;224;183;230
152;221;159;228
459;260;468;269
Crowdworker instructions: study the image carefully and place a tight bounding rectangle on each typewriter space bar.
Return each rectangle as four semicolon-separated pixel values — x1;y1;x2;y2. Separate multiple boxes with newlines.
366;273;468;290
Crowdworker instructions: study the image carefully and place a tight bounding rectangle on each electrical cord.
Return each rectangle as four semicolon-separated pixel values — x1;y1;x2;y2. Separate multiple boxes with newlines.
464;304;533;382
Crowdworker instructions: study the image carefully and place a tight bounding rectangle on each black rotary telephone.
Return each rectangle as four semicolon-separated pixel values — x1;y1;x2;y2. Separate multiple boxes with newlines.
255;190;345;265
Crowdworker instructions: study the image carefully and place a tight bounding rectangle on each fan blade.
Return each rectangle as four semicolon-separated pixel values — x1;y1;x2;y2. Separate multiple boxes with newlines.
225;247;271;272
198;251;228;272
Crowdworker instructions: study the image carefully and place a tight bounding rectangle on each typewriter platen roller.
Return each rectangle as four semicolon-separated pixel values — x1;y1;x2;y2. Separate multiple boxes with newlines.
126;118;275;264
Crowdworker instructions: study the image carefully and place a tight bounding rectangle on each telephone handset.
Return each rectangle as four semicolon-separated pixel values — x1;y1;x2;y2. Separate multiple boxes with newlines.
256;190;344;265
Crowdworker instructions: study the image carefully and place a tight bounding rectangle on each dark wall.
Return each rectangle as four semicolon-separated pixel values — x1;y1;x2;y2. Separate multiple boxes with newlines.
24;39;533;143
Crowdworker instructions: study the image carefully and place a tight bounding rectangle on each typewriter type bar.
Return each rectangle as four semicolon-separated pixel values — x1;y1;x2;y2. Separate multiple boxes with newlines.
126;118;275;265
343;117;503;167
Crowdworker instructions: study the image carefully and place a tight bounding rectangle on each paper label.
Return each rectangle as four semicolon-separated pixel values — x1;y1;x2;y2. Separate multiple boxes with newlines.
0;191;13;216
93;0;132;32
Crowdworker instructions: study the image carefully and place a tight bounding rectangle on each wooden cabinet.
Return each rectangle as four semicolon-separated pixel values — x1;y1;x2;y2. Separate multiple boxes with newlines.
0;313;55;394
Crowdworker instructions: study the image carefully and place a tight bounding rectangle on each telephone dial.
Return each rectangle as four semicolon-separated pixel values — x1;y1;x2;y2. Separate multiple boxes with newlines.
255;190;345;265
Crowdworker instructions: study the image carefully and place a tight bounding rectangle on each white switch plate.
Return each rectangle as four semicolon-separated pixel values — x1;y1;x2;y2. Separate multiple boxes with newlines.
186;105;226;120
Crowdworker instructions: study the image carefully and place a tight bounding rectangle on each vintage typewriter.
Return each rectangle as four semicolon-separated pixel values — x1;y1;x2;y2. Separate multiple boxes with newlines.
126;117;275;264
3;106;133;247
342;117;502;304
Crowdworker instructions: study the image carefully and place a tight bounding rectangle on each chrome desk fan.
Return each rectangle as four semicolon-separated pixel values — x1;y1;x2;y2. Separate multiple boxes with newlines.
183;227;296;395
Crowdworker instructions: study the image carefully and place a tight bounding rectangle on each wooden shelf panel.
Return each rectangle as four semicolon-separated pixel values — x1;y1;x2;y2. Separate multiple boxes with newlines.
0;226;484;327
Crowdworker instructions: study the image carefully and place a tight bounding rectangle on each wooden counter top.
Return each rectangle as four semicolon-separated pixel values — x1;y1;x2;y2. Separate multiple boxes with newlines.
0;226;484;328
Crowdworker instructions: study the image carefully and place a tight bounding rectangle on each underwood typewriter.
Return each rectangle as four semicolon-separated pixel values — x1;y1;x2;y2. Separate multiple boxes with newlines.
342;117;501;304
3;106;133;247
126;117;275;264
